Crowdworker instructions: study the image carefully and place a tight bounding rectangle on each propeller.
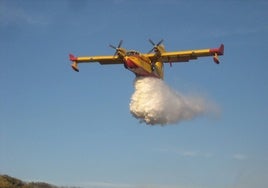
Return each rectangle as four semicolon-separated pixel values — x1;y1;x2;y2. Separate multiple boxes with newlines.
109;40;123;56
148;39;164;53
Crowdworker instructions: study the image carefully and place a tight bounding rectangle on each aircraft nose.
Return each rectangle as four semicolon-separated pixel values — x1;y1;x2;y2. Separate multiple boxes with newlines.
124;57;137;68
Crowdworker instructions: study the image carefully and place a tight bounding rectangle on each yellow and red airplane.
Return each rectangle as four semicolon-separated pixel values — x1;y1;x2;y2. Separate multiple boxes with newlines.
69;39;224;79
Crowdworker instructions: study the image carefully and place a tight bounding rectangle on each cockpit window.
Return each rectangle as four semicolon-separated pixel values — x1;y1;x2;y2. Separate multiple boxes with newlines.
126;50;140;56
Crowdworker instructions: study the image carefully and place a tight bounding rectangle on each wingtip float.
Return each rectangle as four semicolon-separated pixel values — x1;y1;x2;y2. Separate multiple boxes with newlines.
69;54;79;72
69;40;224;79
210;44;224;64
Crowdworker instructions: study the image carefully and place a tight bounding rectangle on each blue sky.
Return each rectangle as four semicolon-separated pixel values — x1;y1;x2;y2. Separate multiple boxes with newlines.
1;0;268;188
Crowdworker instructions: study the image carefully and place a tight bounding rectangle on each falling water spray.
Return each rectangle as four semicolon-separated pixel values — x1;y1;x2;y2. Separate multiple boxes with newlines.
129;77;217;125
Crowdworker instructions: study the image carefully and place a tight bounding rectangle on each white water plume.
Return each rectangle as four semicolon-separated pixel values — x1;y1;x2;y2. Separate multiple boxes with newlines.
130;77;217;125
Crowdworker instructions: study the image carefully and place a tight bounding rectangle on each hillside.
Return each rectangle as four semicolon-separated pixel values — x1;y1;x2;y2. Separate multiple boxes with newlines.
0;175;58;188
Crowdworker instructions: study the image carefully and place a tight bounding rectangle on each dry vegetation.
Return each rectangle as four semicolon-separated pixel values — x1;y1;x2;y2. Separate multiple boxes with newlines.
0;175;60;188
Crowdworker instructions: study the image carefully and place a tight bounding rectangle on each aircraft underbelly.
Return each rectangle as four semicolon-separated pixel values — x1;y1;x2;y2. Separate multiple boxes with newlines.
124;56;160;78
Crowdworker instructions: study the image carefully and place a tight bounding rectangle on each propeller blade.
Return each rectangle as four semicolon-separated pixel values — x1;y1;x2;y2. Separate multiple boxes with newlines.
118;40;123;48
110;40;123;56
157;39;164;46
149;39;155;46
148;48;154;54
109;44;117;49
148;39;163;53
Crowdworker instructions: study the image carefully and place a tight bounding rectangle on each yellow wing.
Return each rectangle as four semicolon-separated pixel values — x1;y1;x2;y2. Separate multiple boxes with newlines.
146;44;224;64
69;54;123;72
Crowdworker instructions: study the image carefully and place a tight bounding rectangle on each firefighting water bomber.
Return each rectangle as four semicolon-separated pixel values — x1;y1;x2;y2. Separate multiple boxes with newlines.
69;39;224;79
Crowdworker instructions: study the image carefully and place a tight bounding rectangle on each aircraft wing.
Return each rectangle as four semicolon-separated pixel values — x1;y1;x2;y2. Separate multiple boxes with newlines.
69;54;123;72
147;44;224;64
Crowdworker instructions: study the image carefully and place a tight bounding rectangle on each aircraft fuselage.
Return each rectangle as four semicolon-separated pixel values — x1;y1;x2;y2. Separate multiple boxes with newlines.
123;51;163;78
